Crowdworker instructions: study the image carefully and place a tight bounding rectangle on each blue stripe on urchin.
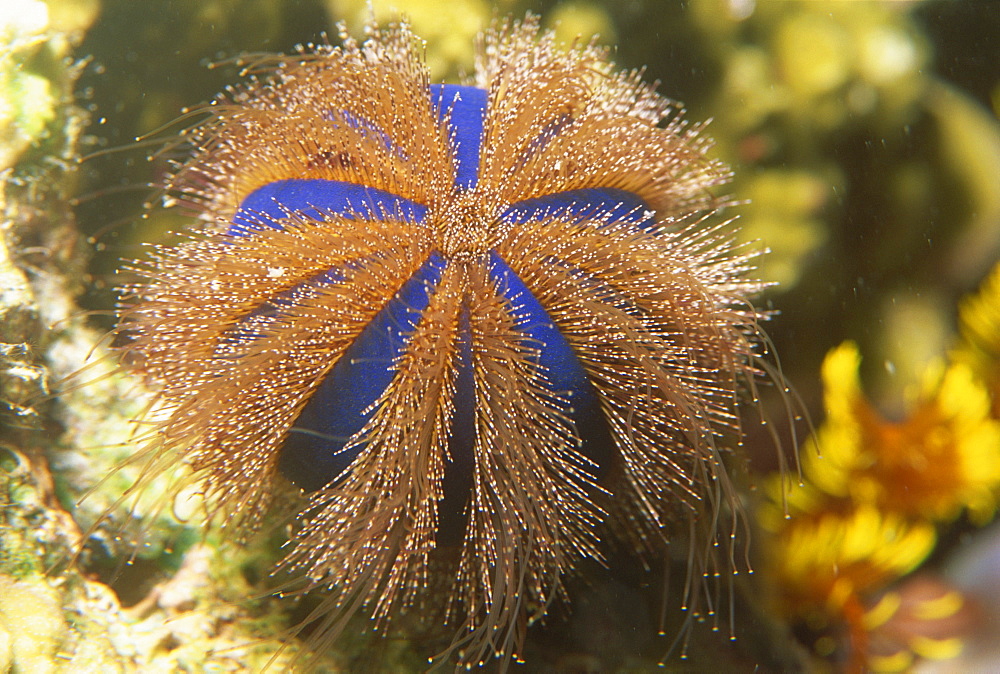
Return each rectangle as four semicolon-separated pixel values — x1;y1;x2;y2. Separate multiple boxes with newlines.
502;187;652;229
486;251;614;479
276;252;447;491
433;85;487;190
229;84;639;522
230;180;427;233
438;303;476;545
228;84;486;232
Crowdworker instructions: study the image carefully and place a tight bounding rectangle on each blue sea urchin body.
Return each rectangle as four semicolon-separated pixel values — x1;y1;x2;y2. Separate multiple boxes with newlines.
120;16;766;667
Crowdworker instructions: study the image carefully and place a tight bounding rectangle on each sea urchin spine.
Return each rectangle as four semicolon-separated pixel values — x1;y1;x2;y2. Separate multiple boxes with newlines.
115;15;768;668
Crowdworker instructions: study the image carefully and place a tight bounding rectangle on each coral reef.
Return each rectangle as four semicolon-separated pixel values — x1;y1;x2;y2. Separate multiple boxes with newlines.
2;0;998;671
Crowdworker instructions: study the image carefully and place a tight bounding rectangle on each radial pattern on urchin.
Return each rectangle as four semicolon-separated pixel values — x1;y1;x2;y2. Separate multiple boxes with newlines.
118;15;767;668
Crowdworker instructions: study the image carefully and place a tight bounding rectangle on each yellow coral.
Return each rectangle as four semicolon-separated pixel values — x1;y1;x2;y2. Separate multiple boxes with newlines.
959;262;1000;364
803;342;1000;523
772;505;935;615
956;261;1000;417
764;338;999;668
863;576;972;671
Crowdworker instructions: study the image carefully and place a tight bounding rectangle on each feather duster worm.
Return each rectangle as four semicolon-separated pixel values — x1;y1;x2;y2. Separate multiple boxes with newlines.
116;15;769;668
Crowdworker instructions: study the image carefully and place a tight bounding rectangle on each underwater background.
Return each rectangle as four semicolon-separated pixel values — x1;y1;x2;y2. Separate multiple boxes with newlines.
2;0;1000;671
